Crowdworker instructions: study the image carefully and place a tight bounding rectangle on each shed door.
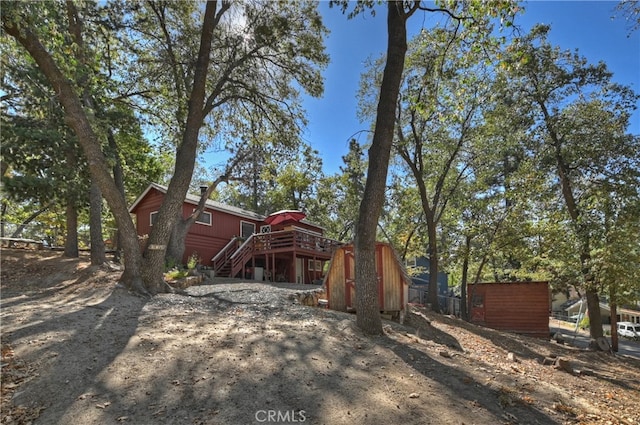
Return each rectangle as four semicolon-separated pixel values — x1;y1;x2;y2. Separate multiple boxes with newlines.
343;247;383;310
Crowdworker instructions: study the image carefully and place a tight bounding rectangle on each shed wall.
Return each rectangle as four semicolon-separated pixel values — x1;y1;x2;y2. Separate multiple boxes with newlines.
380;244;403;311
325;243;408;313
468;282;549;338
326;248;346;311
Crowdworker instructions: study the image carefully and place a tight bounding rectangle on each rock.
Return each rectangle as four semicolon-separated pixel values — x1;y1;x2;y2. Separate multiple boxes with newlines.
553;357;574;375
439;350;451;358
596;337;611;352
552;332;565;344
408;393;420;399
507;352;518;362
292;289;327;307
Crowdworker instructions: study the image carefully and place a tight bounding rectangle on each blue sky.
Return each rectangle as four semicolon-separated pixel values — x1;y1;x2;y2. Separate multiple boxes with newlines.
303;1;640;175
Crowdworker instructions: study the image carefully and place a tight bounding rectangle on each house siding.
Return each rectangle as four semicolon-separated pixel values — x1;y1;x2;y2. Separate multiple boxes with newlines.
134;190;164;235
131;187;264;266
183;205;263;266
129;185;329;273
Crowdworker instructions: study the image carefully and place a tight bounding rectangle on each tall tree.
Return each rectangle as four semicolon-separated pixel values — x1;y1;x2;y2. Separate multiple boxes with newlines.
2;0;327;294
337;0;419;334
499;25;640;342
334;0;516;333
395;27;493;311
126;1;327;268
2;2;164;262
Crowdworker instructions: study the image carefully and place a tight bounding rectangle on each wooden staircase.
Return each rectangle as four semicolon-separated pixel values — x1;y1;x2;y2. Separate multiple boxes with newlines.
212;235;257;278
229;236;255;278
212;237;241;277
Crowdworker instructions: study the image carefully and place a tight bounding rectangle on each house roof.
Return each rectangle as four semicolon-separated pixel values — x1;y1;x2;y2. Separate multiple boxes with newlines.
129;183;266;221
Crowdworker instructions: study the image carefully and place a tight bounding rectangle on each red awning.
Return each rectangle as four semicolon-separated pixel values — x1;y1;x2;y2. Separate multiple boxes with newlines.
264;210;306;226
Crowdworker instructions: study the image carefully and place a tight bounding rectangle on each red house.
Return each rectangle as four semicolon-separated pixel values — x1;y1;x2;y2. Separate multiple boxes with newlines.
129;183;342;284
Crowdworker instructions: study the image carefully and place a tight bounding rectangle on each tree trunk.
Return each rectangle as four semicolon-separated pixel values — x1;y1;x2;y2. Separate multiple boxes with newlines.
108;129;126;263
426;214;440;313
585;286;604;340
542;101;604;342
354;1;410;335
2;18;147;294
167;219;189;266
64;200;79;258
165;165;237;267
460;234;471;321
9;203;52;239
139;1;221;293
1;202;6;238
610;302;618;352
89;182;106;265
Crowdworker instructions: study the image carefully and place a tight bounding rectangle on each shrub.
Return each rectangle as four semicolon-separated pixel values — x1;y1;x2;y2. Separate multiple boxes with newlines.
165;268;188;280
187;251;200;270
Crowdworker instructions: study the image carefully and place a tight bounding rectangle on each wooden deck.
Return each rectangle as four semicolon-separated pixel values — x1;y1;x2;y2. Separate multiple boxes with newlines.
213;229;342;279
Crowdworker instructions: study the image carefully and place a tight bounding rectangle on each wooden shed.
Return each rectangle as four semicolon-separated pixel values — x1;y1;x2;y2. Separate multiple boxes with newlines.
467;281;550;338
324;242;410;315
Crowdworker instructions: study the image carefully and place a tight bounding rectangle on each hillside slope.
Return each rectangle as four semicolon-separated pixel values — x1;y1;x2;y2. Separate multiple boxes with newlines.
1;249;639;424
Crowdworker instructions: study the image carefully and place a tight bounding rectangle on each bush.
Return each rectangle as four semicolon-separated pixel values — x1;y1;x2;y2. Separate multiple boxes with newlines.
579;315;590;329
165;268;188;280
187;252;200;270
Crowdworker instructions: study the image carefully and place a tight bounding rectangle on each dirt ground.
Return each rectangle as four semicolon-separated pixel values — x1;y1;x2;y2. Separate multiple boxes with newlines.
1;249;639;425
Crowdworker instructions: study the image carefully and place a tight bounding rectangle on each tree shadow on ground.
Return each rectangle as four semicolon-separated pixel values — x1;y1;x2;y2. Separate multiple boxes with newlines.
1;284;146;424
0;252;112;309
384;335;561;424
429;313;560;362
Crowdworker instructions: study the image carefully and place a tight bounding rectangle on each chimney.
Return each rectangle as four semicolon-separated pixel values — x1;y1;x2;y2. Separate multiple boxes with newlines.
199;186;208;195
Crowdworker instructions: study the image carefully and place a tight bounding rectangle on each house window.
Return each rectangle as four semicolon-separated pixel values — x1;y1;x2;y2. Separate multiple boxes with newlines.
195;211;212;226
150;211;158;226
308;260;323;271
241;221;255;239
405;257;417;268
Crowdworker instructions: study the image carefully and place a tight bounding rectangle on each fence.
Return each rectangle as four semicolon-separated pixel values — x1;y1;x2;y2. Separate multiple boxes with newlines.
408;286;461;316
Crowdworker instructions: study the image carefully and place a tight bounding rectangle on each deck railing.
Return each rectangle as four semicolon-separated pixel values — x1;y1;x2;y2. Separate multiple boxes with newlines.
252;229;342;254
229;234;257;278
212;236;241;274
215;230;343;278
